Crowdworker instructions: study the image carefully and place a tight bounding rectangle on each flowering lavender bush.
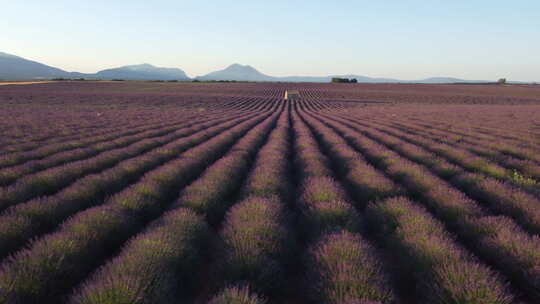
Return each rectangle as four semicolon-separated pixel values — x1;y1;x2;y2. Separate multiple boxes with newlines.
0;82;537;303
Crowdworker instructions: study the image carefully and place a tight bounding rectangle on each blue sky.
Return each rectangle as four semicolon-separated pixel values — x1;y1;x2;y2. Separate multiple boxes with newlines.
1;1;539;81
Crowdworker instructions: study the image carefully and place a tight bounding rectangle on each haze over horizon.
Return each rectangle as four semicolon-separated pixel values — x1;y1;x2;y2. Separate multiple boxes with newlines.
2;1;539;81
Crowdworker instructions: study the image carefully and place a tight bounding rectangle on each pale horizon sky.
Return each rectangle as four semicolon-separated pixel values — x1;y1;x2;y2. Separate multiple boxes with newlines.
1;1;539;81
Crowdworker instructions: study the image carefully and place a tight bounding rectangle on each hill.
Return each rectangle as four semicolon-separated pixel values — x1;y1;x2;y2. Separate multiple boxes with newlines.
0;52;73;80
0;52;190;81
196;64;490;83
95;64;190;81
0;51;512;83
196;64;275;81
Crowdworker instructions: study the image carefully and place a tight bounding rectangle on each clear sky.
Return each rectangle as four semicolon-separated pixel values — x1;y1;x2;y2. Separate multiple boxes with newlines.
2;1;539;81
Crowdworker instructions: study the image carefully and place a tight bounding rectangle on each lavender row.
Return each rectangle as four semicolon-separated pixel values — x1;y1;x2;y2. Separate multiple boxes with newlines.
0;97;266;162
0;114;162;155
0;112;274;304
330;114;540;235
217;197;293;297
366;197;513;303
241;105;291;199
300;109;519;303
177;104;285;224
367;107;540;149
300;110;524;303
417;125;540;180
0;116;224;210
356;116;539;193
369;116;533;157
61;109;283;304
291;106;395;304
0;88;270;147
209;107;293;301
387;115;537;148
1;122;138;155
293;108;358;237
0;101;171;149
0;114;244;211
0;102;263;170
0;83;275;151
307;111;540;301
385;117;540;169
0;114;224;186
0;115;194;168
299;113;403;206
68;208;209;304
386;115;540;159
0;113;261;261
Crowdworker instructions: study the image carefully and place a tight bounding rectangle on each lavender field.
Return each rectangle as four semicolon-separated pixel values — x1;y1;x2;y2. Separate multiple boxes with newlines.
0;81;539;304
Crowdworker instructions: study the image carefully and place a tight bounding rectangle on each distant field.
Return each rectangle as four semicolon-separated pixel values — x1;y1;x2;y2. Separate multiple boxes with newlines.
0;82;539;304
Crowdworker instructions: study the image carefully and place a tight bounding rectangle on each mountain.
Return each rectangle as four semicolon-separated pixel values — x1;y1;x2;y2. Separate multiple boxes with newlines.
411;77;488;84
278;74;402;83
196;64;275;81
194;64;396;83
195;65;485;83
95;63;190;80
0;52;73;80
0;51;515;83
0;52;190;81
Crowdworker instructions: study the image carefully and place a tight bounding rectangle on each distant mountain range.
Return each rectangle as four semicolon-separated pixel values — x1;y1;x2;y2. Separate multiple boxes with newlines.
0;52;76;80
0;51;525;83
195;64;407;83
95;64;189;81
196;64;275;82
194;64;495;83
0;52;189;81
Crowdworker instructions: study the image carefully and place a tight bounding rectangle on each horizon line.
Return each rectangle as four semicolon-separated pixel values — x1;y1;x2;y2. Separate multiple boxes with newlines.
2;51;538;83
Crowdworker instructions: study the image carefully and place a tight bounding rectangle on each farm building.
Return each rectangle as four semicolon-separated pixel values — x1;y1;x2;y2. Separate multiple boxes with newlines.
284;90;300;100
